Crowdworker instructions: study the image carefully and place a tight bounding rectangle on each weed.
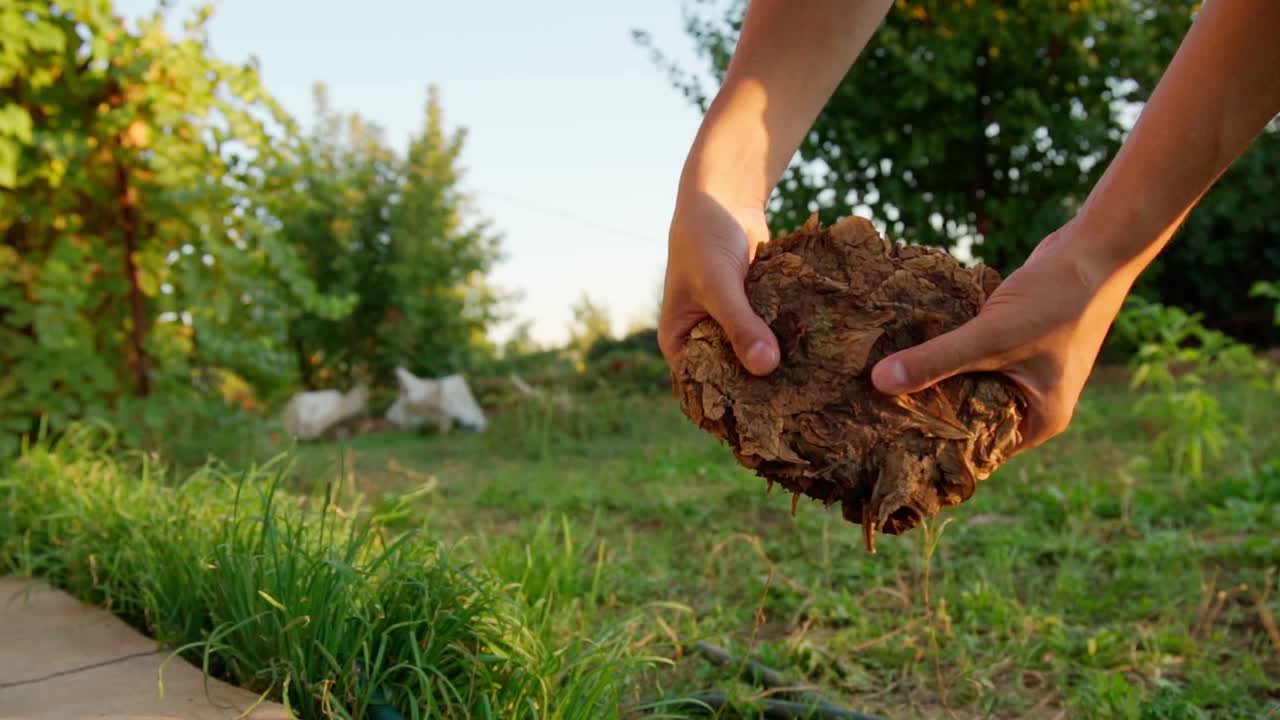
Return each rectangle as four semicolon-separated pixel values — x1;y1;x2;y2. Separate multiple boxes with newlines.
1251;281;1280;328
1113;297;1275;484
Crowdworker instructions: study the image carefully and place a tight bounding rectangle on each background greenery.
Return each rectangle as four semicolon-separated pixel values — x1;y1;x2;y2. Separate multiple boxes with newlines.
3;1;1280;717
1;1;502;459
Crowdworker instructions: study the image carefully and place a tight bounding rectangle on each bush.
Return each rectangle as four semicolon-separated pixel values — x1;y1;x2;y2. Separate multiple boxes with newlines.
579;328;670;396
580;350;672;396
585;328;661;364
1111;297;1276;483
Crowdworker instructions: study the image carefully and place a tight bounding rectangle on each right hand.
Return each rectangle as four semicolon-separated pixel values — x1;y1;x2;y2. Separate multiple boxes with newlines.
870;226;1127;451
657;190;781;377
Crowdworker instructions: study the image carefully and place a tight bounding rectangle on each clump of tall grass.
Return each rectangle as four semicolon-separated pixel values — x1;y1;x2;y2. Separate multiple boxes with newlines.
0;423;661;719
485;388;654;461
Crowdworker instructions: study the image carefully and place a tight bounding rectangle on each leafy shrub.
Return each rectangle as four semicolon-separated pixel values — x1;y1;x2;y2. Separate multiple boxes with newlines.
580;350;672;395
279;87;502;391
1251;280;1280;329
578;328;670;396
585;328;661;364
0;2;355;456
1112;297;1275;482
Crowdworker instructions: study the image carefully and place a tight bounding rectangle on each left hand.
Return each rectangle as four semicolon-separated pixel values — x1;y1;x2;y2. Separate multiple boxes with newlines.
870;227;1134;451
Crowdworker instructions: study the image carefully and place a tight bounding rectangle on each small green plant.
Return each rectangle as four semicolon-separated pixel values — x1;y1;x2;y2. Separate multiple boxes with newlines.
1250;280;1280;328
1112;297;1272;483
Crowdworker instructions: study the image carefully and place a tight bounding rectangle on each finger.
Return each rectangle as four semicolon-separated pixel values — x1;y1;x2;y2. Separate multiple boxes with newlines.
658;273;696;370
871;314;1007;395
697;265;780;376
657;314;688;371
1013;385;1073;452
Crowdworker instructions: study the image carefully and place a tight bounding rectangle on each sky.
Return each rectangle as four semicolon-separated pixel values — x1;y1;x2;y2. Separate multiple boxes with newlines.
113;0;714;347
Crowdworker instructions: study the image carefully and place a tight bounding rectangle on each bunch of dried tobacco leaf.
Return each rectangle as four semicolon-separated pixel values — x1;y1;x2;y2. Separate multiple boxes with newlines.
675;216;1024;551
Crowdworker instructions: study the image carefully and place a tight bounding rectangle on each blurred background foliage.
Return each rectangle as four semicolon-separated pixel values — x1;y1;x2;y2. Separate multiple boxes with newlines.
2;0;1277;464
1;1;505;459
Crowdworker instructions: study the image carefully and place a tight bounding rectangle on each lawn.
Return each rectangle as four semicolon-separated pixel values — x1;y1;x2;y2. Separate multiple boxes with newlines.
3;367;1278;719
278;372;1280;719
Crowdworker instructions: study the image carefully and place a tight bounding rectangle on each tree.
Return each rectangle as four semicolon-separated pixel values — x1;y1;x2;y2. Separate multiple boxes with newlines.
640;1;1280;345
566;294;613;362
499;320;543;358
0;1;351;455
281;85;503;390
387;87;504;377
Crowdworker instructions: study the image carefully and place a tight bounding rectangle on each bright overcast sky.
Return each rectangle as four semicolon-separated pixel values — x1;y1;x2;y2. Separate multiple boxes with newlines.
113;0;713;347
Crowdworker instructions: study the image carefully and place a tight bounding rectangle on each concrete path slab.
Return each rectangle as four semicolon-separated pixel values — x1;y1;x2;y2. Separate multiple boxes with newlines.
0;577;289;719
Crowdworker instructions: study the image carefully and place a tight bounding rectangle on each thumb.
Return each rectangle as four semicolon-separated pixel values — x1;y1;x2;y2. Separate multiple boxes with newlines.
699;265;780;376
871;315;1003;395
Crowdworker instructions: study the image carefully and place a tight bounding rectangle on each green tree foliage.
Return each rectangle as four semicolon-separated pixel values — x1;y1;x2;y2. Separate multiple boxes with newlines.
280;85;503;390
498;320;544;358
641;1;1279;344
0;1;352;455
566;294;613;362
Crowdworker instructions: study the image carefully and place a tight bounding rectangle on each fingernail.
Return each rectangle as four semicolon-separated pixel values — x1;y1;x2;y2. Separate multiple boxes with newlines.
892;360;909;388
745;340;778;374
883;359;909;393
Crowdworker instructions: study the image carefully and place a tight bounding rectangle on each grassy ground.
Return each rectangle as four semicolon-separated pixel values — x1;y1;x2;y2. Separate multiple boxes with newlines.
4;369;1276;718
286;374;1280;719
1;425;659;719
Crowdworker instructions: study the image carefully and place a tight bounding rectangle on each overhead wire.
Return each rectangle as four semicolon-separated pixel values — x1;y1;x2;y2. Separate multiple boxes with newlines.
470;187;660;245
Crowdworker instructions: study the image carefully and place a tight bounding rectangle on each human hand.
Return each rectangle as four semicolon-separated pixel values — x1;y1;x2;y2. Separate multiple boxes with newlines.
658;190;780;376
870;227;1133;451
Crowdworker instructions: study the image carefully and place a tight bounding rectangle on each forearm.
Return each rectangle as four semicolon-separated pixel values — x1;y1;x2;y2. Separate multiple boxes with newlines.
680;0;893;207
1070;0;1280;287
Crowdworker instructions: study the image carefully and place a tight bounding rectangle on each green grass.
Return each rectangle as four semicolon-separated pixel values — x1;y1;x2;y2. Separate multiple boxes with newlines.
0;423;663;719
4;372;1279;719
282;376;1280;719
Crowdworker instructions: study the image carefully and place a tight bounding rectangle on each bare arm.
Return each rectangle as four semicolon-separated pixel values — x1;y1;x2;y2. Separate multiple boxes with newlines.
661;0;894;374
684;0;895;206
1071;0;1280;287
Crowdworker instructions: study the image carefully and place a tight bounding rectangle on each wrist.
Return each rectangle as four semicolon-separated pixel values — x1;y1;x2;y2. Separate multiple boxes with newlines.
678;80;782;210
1031;221;1140;342
1057;202;1167;294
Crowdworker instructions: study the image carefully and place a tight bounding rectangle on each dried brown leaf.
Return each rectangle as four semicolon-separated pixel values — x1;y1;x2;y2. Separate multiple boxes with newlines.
675;215;1024;551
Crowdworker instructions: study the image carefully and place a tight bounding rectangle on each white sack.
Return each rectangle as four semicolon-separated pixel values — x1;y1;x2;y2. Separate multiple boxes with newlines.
282;383;369;440
385;367;487;432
